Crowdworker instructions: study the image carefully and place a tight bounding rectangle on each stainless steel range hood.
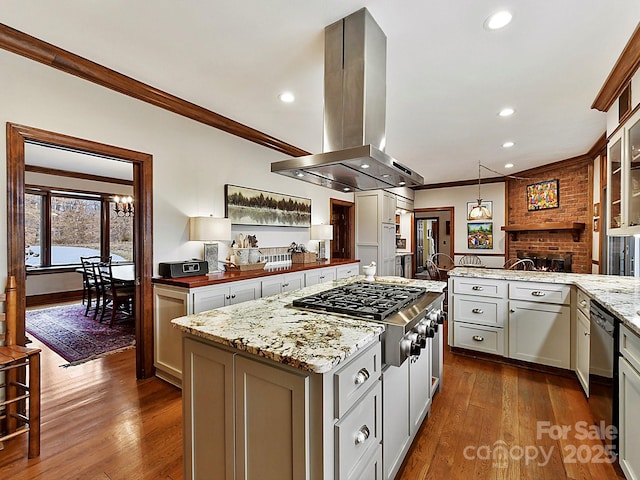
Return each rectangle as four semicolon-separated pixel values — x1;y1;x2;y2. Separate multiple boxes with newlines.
271;8;424;192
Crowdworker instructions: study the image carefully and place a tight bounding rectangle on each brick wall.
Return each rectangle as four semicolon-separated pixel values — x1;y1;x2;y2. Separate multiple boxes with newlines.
506;159;591;273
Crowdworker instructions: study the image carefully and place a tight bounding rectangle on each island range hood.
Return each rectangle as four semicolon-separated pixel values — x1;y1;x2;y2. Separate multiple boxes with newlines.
271;8;424;192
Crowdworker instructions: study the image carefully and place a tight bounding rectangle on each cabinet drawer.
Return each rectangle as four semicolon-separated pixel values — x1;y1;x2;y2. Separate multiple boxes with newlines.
453;295;506;327
509;282;570;305
576;288;590;316
621;325;640;373
335;381;382;480
334;341;381;418
453;322;505;356
452;278;507;298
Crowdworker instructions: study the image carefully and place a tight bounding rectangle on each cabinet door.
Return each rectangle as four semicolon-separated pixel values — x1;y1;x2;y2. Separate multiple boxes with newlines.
235;356;309;480
609;134;623;231
382;192;396;223
261;276;283;298
336;263;359;279
628;112;640;228
355;192;379;243
409;345;432;435
282;272;304;292
509;300;570;369
183;338;235;480
382;362;410;480
575;308;590;396
153;286;189;386
229;280;261;305
619;356;640;480
304;267;336;287
193;285;229;313
381;224;396;276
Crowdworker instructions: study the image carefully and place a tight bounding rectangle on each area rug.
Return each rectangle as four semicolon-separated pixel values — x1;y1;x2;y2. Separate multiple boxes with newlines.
26;303;135;366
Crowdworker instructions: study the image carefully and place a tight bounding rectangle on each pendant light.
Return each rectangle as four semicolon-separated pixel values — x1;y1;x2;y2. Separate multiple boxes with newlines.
468;160;491;220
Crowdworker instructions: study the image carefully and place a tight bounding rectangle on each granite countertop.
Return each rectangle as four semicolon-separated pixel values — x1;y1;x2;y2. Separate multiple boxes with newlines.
172;276;447;374
448;267;640;336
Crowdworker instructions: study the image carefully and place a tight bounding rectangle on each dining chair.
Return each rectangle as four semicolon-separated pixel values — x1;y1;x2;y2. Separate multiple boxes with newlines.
80;255;105;318
458;254;482;266
430;253;455;270
423;259;442;281
0;276;41;458
97;263;135;326
506;258;535;271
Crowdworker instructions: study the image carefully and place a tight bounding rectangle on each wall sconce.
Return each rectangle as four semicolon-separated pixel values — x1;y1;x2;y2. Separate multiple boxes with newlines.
310;224;334;261
113;195;134;217
189;216;232;273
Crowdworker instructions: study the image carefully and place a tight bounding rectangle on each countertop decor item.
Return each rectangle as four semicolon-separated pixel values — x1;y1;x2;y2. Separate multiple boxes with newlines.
189;216;232;273
288;242;317;263
362;261;376;281
310;224;333;260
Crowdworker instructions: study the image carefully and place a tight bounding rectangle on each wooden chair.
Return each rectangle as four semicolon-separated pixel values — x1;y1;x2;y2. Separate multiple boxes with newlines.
430;253;455;270
97;264;135;326
424;259;442;281
505;258;535;271
458;254;482;266
0;276;41;458
80;255;105;318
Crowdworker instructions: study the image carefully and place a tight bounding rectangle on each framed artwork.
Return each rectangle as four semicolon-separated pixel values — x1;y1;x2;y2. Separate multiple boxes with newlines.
467;222;493;249
527;179;559;211
224;185;311;227
467;201;493;220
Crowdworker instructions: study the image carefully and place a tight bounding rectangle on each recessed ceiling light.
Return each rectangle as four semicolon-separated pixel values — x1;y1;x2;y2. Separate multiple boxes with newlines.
504;163;514;169
278;92;295;103
361;163;370;169
502;141;515;148
295;171;304;177
399;181;406;186
484;11;513;30
343;187;351;192
382;174;390;178
499;107;515;117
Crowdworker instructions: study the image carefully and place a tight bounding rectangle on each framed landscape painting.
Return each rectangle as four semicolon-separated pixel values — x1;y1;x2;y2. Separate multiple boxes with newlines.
225;185;311;227
527;179;559;211
467;222;493;249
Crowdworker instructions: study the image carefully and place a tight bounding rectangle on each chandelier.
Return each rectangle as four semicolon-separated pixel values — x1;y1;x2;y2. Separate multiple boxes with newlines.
113;195;134;217
468;160;491;220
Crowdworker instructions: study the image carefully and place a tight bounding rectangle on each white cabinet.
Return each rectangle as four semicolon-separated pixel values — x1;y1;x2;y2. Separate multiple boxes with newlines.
193;279;261;312
607;108;640;235
619;325;640;480
575;288;591;396
182;335;383;480
355;190;397;277
153;285;189;386
304;267;336;287
336;263;359;279
261;272;304;297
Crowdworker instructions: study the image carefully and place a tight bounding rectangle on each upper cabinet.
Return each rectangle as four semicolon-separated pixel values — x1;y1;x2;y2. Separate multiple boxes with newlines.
607;108;640;235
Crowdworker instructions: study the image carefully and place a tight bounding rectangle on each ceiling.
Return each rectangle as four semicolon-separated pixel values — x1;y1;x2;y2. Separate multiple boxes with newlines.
4;1;640;185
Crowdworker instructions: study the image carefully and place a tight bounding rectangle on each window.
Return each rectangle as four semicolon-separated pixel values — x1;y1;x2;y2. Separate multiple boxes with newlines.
25;188;133;269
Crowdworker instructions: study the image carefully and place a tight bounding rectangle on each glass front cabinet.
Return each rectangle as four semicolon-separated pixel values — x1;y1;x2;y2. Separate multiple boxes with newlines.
608;108;640;235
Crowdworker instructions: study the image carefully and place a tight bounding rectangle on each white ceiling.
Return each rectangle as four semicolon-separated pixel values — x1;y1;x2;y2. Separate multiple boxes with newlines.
5;1;640;185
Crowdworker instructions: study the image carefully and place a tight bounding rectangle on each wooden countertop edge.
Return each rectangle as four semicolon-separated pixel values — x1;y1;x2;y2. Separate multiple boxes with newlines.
152;259;361;288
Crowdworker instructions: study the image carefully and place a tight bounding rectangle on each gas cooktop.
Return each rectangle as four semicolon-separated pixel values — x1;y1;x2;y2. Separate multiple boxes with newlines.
292;282;427;321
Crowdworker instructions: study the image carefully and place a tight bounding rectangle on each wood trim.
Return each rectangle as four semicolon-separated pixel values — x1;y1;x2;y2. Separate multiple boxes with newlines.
0;23;310;158
329;198;355;260
7;122;154;379
605;101;640;140
452;252;506;258
414;207;454;259
414;176;505;191
26;290;83;307
592;23;640;112
26;164;133;186
501;222;586;242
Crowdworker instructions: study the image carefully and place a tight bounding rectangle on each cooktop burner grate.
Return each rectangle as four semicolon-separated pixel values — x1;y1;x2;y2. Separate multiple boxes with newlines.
292;282;427;321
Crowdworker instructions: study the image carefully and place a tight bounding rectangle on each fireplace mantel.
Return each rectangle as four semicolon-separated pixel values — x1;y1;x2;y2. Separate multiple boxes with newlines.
501;222;585;242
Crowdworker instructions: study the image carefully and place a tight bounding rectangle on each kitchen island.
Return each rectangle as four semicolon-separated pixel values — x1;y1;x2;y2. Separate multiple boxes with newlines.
172;276;446;480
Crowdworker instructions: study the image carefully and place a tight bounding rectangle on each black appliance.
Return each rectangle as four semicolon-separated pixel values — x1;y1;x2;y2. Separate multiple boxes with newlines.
159;260;208;278
589;300;619;458
293;282;445;366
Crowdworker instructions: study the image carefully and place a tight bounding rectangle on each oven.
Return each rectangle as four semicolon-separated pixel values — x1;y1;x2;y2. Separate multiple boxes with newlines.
589;300;619;457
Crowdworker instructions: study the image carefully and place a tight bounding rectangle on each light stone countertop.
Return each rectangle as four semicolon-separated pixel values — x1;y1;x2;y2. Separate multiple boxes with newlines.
172;276;447;374
448;267;640;336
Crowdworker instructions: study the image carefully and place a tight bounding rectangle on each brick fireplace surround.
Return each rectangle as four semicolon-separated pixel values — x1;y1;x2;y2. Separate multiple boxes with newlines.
505;158;592;274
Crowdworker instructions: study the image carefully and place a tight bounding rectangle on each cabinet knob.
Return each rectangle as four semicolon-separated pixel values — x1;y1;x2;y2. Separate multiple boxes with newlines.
354;425;370;445
472;308;484;314
354;368;370;385
225;294;231;300
231;294;236;299
531;291;546;297
472;335;484;342
472;285;483;291
580;300;587;307
510;309;515;313
584;332;590;336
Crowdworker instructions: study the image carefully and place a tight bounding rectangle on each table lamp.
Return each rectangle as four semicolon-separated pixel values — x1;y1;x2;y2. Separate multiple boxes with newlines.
189;216;232;273
310;224;333;261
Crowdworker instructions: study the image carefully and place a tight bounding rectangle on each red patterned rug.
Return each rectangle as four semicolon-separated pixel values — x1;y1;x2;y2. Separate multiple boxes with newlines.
26;303;135;366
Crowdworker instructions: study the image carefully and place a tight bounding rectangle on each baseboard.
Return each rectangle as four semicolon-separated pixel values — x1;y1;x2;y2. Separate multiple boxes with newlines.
26;290;84;307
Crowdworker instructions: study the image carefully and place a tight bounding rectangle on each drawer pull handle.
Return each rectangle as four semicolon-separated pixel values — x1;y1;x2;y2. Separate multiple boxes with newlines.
354;425;370;445
472;308;484;314
531;291;546;297
472;286;483;291
354;368;370;385
472;335;484;342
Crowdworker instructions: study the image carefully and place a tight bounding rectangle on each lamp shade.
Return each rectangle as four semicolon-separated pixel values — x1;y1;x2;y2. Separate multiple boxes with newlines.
189;216;231;241
310;224;334;240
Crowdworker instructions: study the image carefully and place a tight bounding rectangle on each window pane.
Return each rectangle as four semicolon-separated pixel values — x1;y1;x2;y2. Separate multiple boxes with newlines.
25;193;43;267
110;202;134;262
51;196;101;265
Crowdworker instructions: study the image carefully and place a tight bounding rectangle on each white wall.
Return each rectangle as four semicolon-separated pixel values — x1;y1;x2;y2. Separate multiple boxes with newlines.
414;182;506;268
0;50;352;293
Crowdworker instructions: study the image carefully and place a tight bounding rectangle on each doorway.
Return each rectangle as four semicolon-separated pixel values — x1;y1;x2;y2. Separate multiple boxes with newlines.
7;123;154;379
330;198;355;260
415;207;454;270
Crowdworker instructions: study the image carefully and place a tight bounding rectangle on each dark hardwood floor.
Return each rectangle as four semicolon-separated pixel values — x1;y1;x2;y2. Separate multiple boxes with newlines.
0;325;624;479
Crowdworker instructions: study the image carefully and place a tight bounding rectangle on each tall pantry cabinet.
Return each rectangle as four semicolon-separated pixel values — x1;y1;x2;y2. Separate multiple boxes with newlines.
355;190;397;276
